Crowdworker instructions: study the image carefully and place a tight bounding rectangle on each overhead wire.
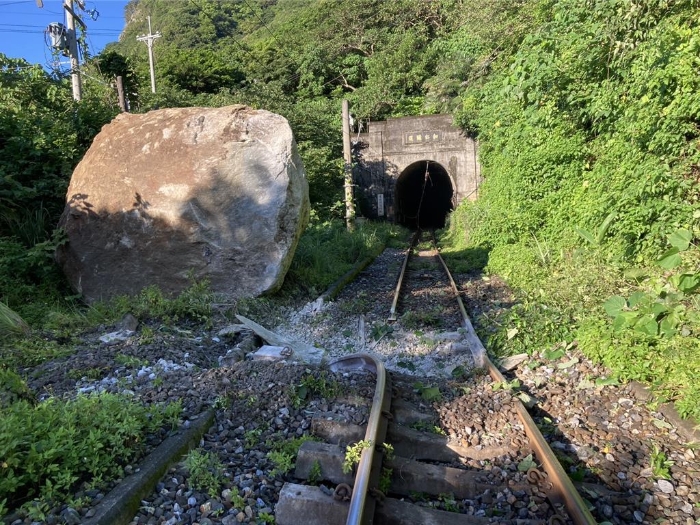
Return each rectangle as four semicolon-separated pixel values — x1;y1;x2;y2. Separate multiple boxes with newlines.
187;0;454;110
0;0;121;73
179;2;448;148
30;0;453;119
239;0;282;47
186;0;250;57
0;61;44;70
1;8;63;15
15;1;117;80
0;28;43;33
77;64;110;86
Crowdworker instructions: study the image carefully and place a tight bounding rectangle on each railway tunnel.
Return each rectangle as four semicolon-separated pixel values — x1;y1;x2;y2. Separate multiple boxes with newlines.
395;160;454;229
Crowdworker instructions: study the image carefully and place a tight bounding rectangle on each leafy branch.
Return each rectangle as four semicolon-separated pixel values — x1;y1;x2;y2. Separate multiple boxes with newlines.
604;229;699;338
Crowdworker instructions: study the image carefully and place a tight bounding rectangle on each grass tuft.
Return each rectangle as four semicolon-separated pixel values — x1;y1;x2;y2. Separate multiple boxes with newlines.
0;301;29;337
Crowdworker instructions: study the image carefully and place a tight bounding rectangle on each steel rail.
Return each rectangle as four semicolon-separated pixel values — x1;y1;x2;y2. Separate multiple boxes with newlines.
329;354;391;525
432;235;597;525
388;230;420;321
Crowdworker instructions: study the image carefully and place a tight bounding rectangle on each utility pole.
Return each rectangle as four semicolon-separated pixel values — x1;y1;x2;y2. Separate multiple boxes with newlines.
40;0;84;100
137;16;161;94
342;99;356;231
64;0;82;101
116;76;127;112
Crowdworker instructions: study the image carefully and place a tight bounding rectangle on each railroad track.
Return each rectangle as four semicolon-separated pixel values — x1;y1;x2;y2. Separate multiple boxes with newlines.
275;231;597;525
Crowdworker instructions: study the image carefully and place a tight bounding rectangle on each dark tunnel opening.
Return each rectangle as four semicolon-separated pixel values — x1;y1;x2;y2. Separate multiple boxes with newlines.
395;161;454;229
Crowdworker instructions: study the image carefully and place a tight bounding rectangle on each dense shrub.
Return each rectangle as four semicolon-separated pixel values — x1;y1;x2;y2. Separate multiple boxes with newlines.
444;0;700;420
0;392;179;511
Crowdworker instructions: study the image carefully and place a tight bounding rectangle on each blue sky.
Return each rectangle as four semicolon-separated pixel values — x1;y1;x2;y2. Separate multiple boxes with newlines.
0;0;129;69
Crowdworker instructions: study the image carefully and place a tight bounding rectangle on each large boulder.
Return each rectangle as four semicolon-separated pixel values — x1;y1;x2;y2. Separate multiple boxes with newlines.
56;105;309;303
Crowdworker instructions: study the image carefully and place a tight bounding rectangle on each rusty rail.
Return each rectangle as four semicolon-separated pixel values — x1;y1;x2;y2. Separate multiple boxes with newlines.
433;237;597;525
331;232;596;525
329;354;391;525
388;230;420;321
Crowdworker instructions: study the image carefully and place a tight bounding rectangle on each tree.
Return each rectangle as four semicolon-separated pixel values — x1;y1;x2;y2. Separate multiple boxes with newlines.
0;54;117;242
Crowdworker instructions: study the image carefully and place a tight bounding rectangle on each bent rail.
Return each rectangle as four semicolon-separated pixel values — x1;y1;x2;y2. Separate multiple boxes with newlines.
329;354;392;525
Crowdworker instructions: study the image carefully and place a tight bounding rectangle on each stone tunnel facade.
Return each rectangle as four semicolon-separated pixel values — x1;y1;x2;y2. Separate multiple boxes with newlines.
353;114;481;228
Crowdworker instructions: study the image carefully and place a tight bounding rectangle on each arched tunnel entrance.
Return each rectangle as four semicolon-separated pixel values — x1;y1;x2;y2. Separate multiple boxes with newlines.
395;161;454;229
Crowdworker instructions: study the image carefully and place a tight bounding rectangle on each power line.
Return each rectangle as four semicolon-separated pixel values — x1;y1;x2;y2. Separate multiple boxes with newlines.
0;28;43;33
186;0;251;61
0;61;45;69
80;29;121;34
78;64;109;86
240;0;284;50
2;9;63;15
0;23;62;28
140;0;438;118
187;0;310;91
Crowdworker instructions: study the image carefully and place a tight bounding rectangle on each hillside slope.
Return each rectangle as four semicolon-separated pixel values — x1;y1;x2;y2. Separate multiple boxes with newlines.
443;0;700;419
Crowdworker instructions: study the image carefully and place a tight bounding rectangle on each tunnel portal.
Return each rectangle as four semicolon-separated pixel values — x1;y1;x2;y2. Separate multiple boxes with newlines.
353;114;481;222
395;161;453;229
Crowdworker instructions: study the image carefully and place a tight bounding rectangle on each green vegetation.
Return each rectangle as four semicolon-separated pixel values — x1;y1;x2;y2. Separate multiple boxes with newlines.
184;448;225;496
0;368;33;408
441;0;700;420
450;365;469;381
289;370;341;408
0;392;178;512
267;450;295;477
415;422;447;436
159;399;184;431
491;379;522;392
307;460;322;485
104;280;215;328
228;486;246;510
0;303;28;338
244;428;263;448
413;382;442;402
649;443;674;480
400;307;445;329
379;467;393;494
342;439;372;474
0;338;74;371
339;290;371;315
0;51;117;328
286;220;403;296
517;454;537;473
1;0;699;515
380;442;394;461
114;354;149;369
438;493;459;513
266;436;318;478
370;322;394;342
258;512;275;524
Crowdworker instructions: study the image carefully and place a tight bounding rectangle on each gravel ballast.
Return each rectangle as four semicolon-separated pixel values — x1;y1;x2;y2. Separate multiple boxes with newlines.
5;245;700;525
